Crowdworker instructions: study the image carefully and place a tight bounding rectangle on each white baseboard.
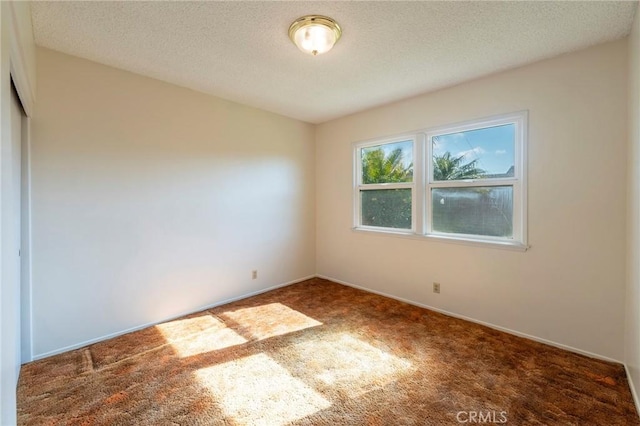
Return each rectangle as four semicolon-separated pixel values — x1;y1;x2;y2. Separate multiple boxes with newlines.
625;364;640;416
32;275;315;361
315;274;622;364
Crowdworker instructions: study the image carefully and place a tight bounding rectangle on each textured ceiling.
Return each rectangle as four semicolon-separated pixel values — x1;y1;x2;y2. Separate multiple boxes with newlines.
31;1;637;124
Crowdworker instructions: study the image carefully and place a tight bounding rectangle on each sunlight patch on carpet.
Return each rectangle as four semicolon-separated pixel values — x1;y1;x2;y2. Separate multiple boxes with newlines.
156;314;247;357
219;303;322;341
196;353;330;425
291;332;413;398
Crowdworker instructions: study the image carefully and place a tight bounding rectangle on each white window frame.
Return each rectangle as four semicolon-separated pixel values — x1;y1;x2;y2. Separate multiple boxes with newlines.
354;135;420;234
353;111;528;251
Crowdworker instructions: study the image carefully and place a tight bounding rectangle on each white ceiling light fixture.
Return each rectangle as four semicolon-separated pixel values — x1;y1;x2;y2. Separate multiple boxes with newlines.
288;15;342;56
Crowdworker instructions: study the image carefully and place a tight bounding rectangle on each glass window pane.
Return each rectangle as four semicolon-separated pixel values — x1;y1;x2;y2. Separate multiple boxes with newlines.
361;140;413;184
361;189;412;229
432;124;515;181
431;186;513;237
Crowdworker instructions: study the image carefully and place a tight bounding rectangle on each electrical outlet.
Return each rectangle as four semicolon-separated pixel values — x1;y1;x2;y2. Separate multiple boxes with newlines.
433;282;441;294
252;270;258;280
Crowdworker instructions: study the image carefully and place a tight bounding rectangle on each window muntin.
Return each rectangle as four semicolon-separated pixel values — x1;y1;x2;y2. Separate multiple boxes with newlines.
353;112;526;248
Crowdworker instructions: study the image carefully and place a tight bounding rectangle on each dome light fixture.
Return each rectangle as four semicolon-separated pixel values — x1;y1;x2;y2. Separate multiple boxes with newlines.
288;15;342;56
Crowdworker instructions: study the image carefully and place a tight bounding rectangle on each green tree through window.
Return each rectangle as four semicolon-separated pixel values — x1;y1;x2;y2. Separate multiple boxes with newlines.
362;148;413;184
360;146;413;229
433;152;485;181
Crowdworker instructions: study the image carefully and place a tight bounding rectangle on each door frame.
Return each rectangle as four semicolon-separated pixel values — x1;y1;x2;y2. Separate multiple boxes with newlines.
6;1;34;363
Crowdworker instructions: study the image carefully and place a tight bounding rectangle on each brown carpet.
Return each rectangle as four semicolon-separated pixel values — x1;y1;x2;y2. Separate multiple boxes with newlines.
18;278;639;425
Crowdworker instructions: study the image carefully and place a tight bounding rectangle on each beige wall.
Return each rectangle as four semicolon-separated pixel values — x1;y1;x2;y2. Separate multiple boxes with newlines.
626;4;640;407
31;48;316;358
316;40;628;361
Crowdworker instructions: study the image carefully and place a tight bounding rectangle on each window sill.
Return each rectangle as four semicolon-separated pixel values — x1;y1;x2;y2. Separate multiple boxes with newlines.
352;227;529;252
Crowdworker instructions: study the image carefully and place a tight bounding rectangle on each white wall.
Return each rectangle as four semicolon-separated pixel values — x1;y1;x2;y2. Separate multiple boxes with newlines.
316;40;628;361
31;48;316;358
626;3;640;408
0;8;16;417
0;2;36;424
